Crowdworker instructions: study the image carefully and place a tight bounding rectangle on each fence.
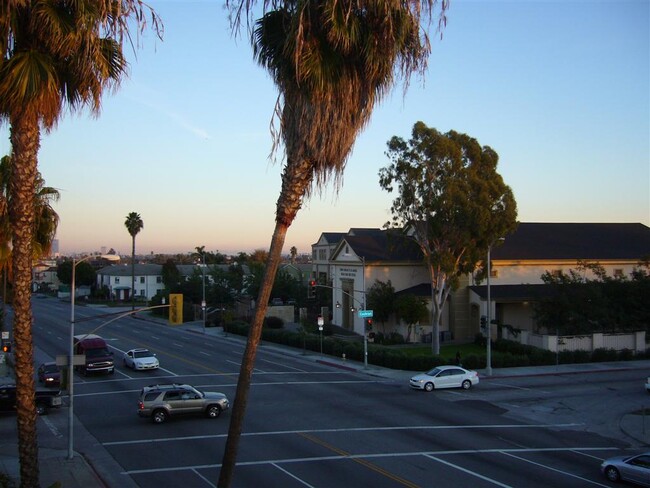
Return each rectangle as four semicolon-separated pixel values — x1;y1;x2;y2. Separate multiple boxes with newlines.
501;329;646;353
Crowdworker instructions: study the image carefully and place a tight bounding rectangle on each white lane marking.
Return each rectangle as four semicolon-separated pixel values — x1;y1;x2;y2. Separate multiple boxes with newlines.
271;463;315;487
193;468;216;488
172;343;183;348
104;423;585;446
41;416;63;438
121;447;617;475
199;351;211;356
425;454;513;487
501;451;611;487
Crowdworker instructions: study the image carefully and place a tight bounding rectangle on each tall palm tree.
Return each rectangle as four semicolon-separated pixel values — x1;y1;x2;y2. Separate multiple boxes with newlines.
125;212;144;310
0;154;60;326
218;1;448;486
0;3;160;485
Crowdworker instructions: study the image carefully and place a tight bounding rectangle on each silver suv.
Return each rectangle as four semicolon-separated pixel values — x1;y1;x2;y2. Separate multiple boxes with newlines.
137;383;229;424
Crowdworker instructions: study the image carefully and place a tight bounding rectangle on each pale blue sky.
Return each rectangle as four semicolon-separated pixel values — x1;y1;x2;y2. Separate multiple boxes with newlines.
1;0;648;256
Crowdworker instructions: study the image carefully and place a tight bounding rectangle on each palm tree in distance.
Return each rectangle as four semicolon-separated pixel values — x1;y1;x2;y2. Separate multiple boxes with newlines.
0;4;161;484
218;1;449;486
125;212;144;310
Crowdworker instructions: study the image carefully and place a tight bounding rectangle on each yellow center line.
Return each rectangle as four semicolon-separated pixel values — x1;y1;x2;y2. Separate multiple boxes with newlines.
299;432;421;488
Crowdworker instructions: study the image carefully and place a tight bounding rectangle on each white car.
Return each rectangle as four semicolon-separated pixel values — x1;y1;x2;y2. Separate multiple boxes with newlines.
410;365;479;392
601;451;650;486
123;348;159;371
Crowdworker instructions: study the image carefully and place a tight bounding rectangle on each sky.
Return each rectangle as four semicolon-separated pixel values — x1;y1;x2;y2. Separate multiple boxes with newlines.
1;0;648;257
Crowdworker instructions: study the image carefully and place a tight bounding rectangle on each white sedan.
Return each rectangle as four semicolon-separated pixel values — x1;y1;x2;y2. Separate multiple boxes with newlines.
410;365;479;392
123;348;159;371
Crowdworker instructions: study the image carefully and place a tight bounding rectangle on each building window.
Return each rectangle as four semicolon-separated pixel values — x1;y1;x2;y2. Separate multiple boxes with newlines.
115;277;120;284
140;290;145;297
140;277;145;284
613;269;624;278
156;276;162;283
551;269;562;278
490;268;498;278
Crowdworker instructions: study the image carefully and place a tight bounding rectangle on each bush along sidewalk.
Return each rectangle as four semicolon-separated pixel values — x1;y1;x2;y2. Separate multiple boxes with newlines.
224;320;650;371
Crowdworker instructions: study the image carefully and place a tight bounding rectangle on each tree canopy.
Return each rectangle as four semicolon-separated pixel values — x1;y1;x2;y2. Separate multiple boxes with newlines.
379;121;518;354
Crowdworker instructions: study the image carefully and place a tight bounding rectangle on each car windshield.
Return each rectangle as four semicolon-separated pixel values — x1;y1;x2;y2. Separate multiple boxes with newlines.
426;368;441;376
43;364;58;373
134;350;152;358
86;348;110;358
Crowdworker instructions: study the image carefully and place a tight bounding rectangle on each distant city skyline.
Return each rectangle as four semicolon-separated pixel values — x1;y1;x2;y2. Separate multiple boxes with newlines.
2;1;648;256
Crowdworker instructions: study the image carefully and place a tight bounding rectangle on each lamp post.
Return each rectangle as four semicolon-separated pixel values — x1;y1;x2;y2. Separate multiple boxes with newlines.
485;238;504;377
68;254;118;460
68;255;93;459
485;245;493;376
200;254;206;335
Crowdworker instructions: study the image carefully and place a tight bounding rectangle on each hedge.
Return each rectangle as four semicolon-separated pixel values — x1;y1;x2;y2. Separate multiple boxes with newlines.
222;322;649;371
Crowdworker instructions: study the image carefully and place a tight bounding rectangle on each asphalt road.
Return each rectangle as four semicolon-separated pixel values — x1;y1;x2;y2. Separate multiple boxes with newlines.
17;297;646;487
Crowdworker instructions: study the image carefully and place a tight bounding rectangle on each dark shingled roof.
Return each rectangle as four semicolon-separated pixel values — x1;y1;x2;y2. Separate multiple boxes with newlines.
342;230;423;262
491;223;650;261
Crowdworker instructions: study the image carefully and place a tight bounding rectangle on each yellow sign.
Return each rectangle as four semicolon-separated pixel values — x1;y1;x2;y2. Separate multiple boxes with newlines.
169;294;183;325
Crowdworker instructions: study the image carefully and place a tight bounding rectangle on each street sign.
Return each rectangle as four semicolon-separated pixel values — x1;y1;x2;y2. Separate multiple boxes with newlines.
358;310;373;318
56;354;86;367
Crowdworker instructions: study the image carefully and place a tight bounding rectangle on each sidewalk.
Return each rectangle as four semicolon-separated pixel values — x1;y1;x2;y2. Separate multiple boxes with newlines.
1;320;648;487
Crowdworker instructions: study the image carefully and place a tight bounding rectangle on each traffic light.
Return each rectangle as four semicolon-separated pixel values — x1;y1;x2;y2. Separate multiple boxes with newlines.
480;315;487;331
1;341;10;353
308;279;317;299
365;318;373;331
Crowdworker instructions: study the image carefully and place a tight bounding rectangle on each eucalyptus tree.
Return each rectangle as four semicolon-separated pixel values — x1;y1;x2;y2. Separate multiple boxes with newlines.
379;122;518;354
0;3;161;485
125;212;144;310
219;2;449;485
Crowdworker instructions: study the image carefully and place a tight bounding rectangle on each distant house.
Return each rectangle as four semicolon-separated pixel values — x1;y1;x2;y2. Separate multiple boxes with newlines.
317;223;650;344
96;264;164;301
95;262;251;302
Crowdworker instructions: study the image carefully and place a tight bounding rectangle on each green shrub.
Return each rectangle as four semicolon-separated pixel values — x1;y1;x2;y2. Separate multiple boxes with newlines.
264;316;284;329
592;348;618;362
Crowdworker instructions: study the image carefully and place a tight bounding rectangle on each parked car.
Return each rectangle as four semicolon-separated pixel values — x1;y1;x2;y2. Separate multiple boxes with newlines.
409;365;479;392
137;383;229;424
645;376;650;393
37;362;61;387
0;384;62;415
600;451;650;486
123;348;159;370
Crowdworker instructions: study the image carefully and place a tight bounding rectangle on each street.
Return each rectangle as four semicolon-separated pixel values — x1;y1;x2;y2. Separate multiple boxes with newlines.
4;297;647;487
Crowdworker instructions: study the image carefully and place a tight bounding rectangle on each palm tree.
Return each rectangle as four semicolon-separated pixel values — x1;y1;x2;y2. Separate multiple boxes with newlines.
125;212;144;310
0;3;160;485
218;1;449;486
0;154;60;326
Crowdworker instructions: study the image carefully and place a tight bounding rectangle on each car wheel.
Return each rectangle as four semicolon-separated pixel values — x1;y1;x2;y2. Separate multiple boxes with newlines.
36;404;47;416
152;410;168;424
206;405;221;418
604;466;620;482
424;382;434;392
461;380;472;390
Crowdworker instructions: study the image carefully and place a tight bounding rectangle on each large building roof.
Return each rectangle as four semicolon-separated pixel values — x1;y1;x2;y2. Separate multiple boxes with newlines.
491;223;650;261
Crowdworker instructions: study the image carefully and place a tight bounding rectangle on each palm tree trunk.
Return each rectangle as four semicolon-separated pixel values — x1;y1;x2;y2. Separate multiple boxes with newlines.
9;112;40;488
218;221;287;487
218;158;312;487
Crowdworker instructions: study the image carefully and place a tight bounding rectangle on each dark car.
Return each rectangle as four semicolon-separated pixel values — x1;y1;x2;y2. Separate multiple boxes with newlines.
37;362;61;387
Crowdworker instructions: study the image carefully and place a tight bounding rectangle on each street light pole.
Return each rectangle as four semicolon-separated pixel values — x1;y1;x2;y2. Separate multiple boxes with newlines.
201;254;206;335
362;257;368;369
67;257;78;460
486;245;492;376
485;237;504;377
